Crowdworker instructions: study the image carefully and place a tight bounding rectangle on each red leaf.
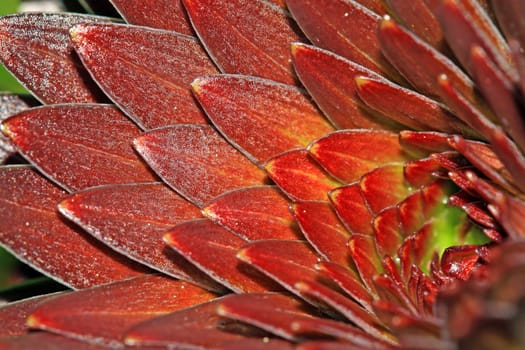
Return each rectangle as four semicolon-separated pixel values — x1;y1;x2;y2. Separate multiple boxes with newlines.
348;234;383;294
203;186;300;241
287;0;397;78
292;43;393;130
0;14;106;104
182;0;304;84
315;262;373;312
292;201;350;265
0;167;143;289
0;294;58;336
217;293;317;342
329;184;373;235
125;297;266;349
265;150;341;201
135;125;267;208
386;0;443;49
355;76;472;134
360;164;410;214
110;0;194;34
238;240;324;302
193;74;333;164
2;104;155;191
398;191;425;235
373;207;403;258
0;94;29;164
470;45;525;153
437;0;513;79
295;280;391;343
28;275;216;347
309;130;409;183
71;23;217;129
404;157;443;188
0;332;107;350
378;15;476;101
164;219;280;293
58;183;223;292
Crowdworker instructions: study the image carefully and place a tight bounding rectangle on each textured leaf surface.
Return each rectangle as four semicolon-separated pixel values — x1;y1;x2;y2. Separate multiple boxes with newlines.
135;124;267;207
183;0;304;84
355;76;471;134
309;130;409;183
1;104;155;191
0;13;107;104
203;186;300;241
0;332;107;350
28;275;216;347
125;297;265;349
164;219;280;293
0;167;143;289
292;43;393;130
266;150;341;201
292;201;350;265
378;15;476;102
0;94;29;163
109;0;194;34
238;240;323;302
193;74;333;164
58;183;223;291
217;293;321;341
0;294;59;336
287;0;395;78
330;183;373;235
71;23;217;129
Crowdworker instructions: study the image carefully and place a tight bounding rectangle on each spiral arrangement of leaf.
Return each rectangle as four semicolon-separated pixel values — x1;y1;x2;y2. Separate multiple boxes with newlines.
1;0;525;349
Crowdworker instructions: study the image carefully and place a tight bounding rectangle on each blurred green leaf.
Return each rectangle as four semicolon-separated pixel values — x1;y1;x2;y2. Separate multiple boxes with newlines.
0;0;28;94
0;246;18;288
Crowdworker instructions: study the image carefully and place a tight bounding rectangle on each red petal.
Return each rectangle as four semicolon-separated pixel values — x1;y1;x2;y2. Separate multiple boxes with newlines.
437;0;514;79
0;14;106;104
287;0;396;78
360;164;410;214
164;219;279;293
58;183;223;292
373;207;403;257
309;130;408;183
292;43;394;130
203;186;300;241
217;293;316;341
0;94;29;163
71;23;217;129
386;0;443;48
135;125;267;208
329;184;373;235
378;15;475;101
315;262;373;312
125;297;271;348
348;234;383;294
355;76;471;134
193;75;333;164
182;0;304;84
0;167;143;289
292;201;350;265
28;275;216;347
266;149;341;201
295;280;390;342
2;104;155;192
110;0;194;34
0;294;57;336
238;240;323;301
0;333;107;350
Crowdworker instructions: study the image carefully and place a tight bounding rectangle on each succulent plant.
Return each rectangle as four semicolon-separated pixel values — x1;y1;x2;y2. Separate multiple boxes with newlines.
0;0;524;349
